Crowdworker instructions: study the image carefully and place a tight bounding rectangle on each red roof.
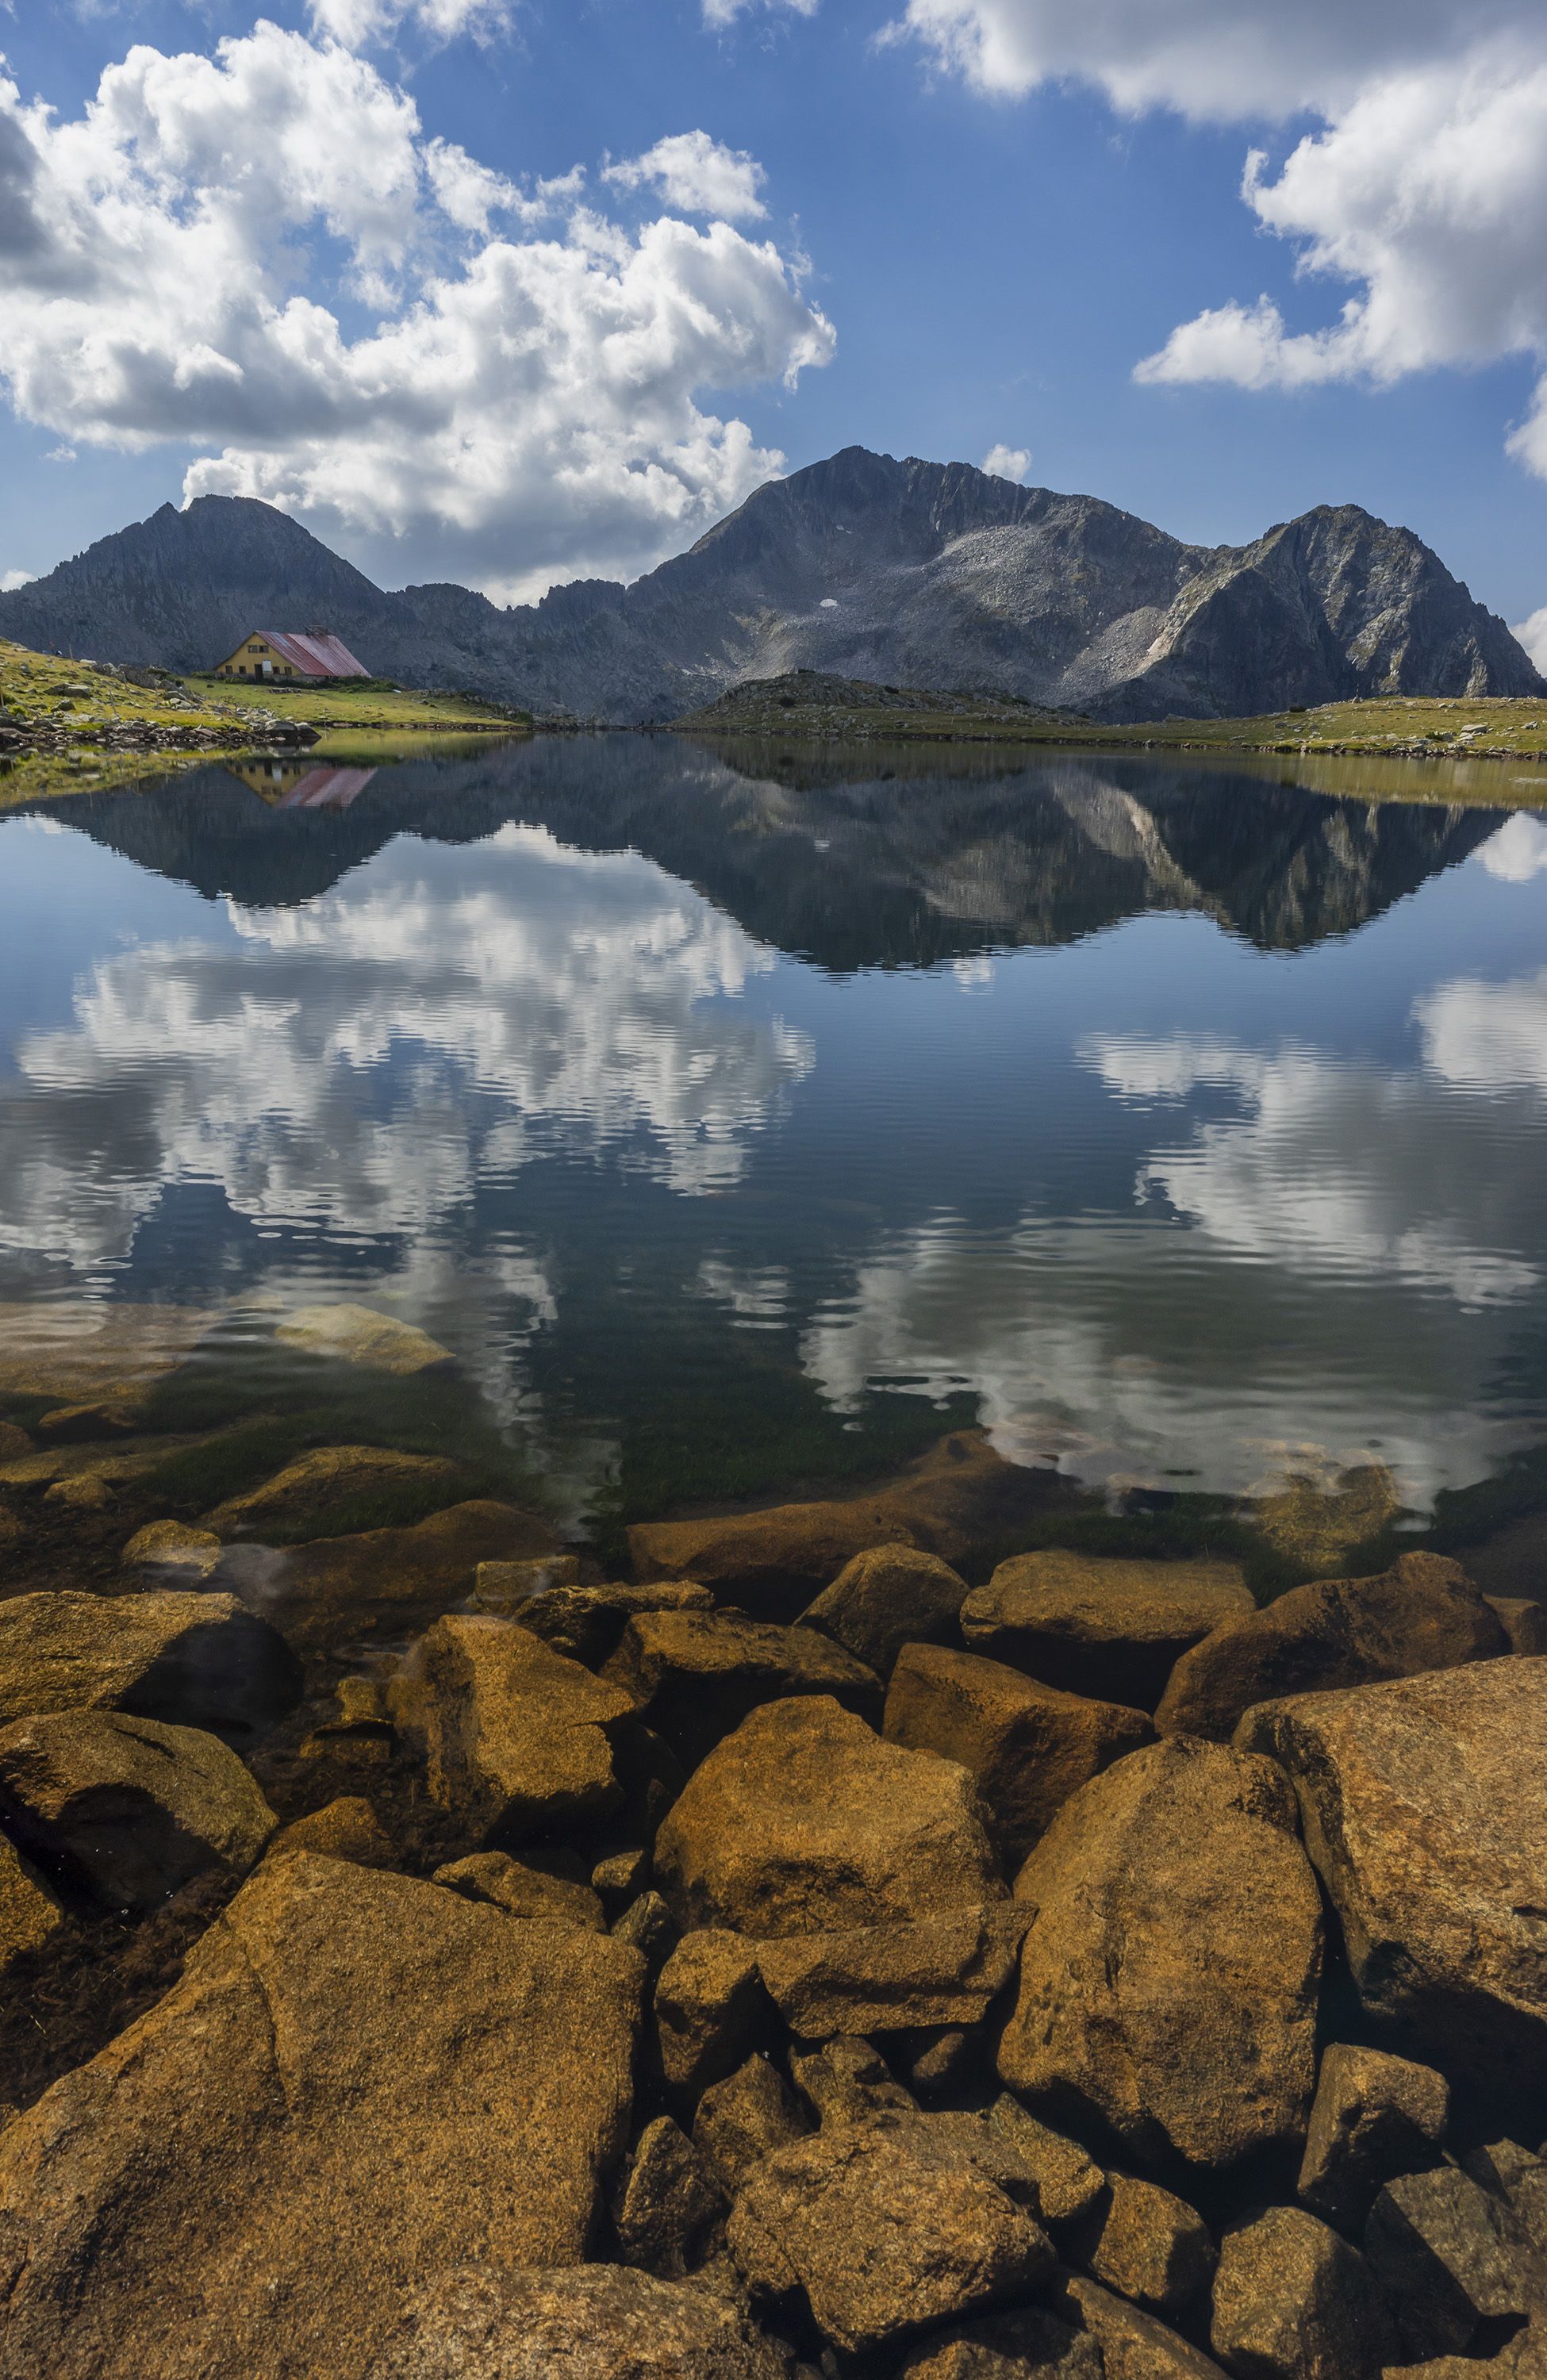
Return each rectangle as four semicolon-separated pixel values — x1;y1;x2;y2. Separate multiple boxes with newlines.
254;630;370;678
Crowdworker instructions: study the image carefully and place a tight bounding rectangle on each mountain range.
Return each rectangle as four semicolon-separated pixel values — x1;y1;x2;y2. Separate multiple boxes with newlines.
2;446;1539;724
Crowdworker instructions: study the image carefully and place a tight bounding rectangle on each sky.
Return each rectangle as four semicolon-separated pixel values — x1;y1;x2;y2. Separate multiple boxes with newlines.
2;0;1547;657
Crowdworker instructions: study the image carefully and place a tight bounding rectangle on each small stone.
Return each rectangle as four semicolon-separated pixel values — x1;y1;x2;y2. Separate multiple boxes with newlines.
727;2109;1056;2356
594;1844;651;1909
121;1519;223;1578
269;1796;396;1868
1079;2175;1215;2318
0;1833;63;1974
605;1611;882;1769
36;1402;144;1441
986;2097;1107;2230
654;1697;1003;1940
613;2114;727;2278
889;2026;984;2097
520;1578;712;1668
1210;2205;1395;2380
0;1422;34;1458
896;2305;1102;2377
694;2056;812;2197
1049;2273;1229;2378
1297;2044;1449;2231
961;1551;1253;1710
885;1642;1153;1864
790;2036;916;2128
363;2263;792;2380
335;1675;390;1726
44;1472;113;1511
800;1544;971;1680
754;1905;1029;2037
1364;2166;1547;2361
655;1930;777;2098
433;1848;605;1931
1484;1597;1547;1656
470;1553;582;1612
0;1709;275;1913
273;1302;454;1375
204;1445;466;1537
612;1889;681;1971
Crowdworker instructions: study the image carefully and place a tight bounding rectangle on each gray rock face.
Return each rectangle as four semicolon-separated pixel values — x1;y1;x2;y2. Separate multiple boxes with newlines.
363;2263;793;2379
5;451;1537;724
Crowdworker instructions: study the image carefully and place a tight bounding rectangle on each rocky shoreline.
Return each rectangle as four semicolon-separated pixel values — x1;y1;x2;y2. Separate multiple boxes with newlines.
0;1369;1544;2378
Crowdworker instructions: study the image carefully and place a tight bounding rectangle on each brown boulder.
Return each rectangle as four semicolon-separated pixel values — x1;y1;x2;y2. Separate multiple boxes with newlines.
273;1302;453;1375
987;2095;1107;2229
791;2034;918;2126
885;1642;1153;1864
754;1905;1029;2037
1080;2175;1215;2317
655;1930;777;2098
0;1710;274;1912
268;1795;397;1868
800;1545;970;1679
121;1519;223;1578
897;2305;1101;2377
613;2115;727;2278
693;2055;812;2197
1210;2206;1395;2380
1155;1553;1507;1741
654;1696;1003;1939
519;1578;712;1667
1485;1596;1547;1655
221;1499;560;1653
629;1430;1053;1620
470;1552;582;1611
363;2263;793;2380
1238;1659;1547;2098
203;1445;466;1537
0;1833;63;1974
388;1614;635;1842
432;1848;605;1931
0;1853;646;2380
605;1611;882;1767
727;2110;1056;2355
1296;2044;1449;2231
999;1738;1322;2169
961;1552;1253;1710
0;1587;300;1745
1364;2166;1547;2362
1050;2273;1230;2378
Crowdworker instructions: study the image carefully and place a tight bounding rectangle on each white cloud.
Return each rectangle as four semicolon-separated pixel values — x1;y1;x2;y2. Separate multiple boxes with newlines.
604;131;766;223
305;0;513;48
1513;608;1547;673
0;29;834;597
1474;816;1547;883
703;0;820;30
981;442;1031;482
0;569;32;590
1415;969;1547;1096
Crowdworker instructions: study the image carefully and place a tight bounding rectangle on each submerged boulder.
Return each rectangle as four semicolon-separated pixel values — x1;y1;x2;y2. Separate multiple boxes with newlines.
0;1853;645;2380
273;1302;454;1375
1210;2205;1395;2380
432;1848;605;1931
800;1544;971;1679
1238;1659;1547;2099
1155;1553;1506;1741
517;1578;712;1668
121;1520;223;1579
1297;2044;1449;2231
1363;2166;1547;2362
885;1641;1153;1864
960;1551;1253;1710
999;1737;1323;2169
388;1614;635;1842
0;1833;63;1975
754;1905;1029;2037
203;1445;466;1537
605;1610;882;1767
654;1930;777;2099
654;1696;1003;1939
1049;2273;1230;2378
0;1709;275;1912
1080;2175;1215;2319
220;1499;561;1652
896;2305;1100;2378
363;2263;792;2380
0;1587;300;1745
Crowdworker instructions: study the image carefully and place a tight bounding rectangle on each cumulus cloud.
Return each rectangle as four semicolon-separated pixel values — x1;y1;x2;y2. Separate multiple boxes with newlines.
1415;969;1547;1097
981;442;1031;482
0;28;834;597
0;568;31;590
605;131;767;222
305;0;513;48
1514;608;1547;672
1475;816;1547;883
703;0;820;30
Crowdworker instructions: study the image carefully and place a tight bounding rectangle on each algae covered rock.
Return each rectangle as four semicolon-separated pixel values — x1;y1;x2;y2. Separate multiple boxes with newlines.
0;1853;646;2380
0;1587;300;1743
0;1708;275;1912
273;1302;454;1375
961;1551;1253;1710
694;2054;812;2197
121;1519;223;1578
654;1929;776;2098
220;1499;559;1651
885;1641;1153;1864
605;1610;882;1767
896;2305;1101;2377
1049;2272;1230;2378
1363;2165;1547;2362
1155;1553;1506;1741
363;2263;793;2380
519;1576;712;1667
269;1795;397;1868
433;1846;605;1930
1081;2174;1215;2318
1238;1659;1547;2098
999;1737;1323;2169
654;1695;1003;1938
203;1445;466;1537
612;2115;727;2279
800;1544;971;1679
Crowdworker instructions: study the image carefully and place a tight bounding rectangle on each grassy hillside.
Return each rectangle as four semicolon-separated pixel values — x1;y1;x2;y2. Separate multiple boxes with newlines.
181;674;523;728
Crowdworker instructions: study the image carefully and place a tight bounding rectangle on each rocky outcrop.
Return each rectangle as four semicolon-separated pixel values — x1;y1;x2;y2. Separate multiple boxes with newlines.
0;1710;275;1910
960;1552;1254;1710
1155;1553;1507;1740
654;1696;1003;1937
885;1642;1152;1864
0;1587;301;1744
0;1853;646;2379
1238;1659;1547;2098
603;1610;882;1766
363;2262;793;2380
999;1738;1323;2168
800;1544;971;1679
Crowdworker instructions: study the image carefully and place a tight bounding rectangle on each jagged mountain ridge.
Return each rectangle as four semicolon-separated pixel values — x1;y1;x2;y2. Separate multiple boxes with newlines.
1;447;1537;722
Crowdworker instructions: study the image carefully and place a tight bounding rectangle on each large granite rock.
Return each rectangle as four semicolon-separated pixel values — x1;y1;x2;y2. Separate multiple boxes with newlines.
363;2263;793;2379
1210;2206;1395;2380
273;1302;454;1374
754;1905;1029;2037
0;1853;646;2379
999;1738;1323;2169
0;1587;300;1745
0;1709;275;1912
0;1832;63;1975
1049;2273;1230;2378
1238;1659;1547;2098
220;1499;560;1652
655;1930;777;2098
896;2305;1102;2377
885;1642;1153;1864
388;1614;635;1842
1081;2175;1215;2318
1155;1553;1507;1741
654;1696;1003;1938
203;1445;466;1537
960;1553;1253;1710
727;2110;1056;2355
605;1611;882;1767
1297;2044;1449;2231
800;1544;971;1679
629;1431;1050;1619
1364;2166;1547;2362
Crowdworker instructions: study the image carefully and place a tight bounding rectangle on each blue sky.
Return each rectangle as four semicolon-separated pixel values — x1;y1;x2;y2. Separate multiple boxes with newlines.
3;0;1547;643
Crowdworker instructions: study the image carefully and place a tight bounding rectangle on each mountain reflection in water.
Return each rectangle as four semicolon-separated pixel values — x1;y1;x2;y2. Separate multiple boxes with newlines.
0;731;1543;1535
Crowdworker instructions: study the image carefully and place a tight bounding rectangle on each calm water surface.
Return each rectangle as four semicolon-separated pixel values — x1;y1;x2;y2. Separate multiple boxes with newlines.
2;731;1545;1546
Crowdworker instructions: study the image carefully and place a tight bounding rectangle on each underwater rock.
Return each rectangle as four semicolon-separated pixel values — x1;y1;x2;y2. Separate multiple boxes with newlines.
0;1299;217;1403
1210;2205;1395;2380
432;1846;606;1930
363;2263;793;2380
605;1610;882;1767
960;1552;1253;1711
897;2305;1100;2378
654;1930;777;2100
220;1499;561;1651
268;1795;397;1869
1296;2044;1449;2231
272;1302;455;1376
754;1905;1029;2038
800;1543;971;1679
693;2055;812;2198
1049;2273;1230;2378
121;1518;224;1578
0;1832;63;1975
203;1445;466;1537
1078;2175;1215;2319
0;1587;301;1744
